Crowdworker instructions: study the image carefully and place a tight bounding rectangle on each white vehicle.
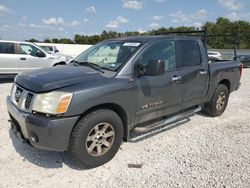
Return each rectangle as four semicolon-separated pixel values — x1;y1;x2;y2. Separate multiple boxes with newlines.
0;40;71;75
207;51;223;60
36;43;60;54
36;43;73;62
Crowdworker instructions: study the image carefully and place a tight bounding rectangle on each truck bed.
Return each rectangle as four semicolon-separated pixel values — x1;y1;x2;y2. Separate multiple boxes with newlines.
205;60;241;103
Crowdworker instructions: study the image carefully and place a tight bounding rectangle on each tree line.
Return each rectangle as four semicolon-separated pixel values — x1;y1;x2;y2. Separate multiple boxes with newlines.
27;17;250;49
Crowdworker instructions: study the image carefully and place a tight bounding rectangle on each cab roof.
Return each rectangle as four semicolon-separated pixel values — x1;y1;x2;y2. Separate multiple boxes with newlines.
104;35;202;43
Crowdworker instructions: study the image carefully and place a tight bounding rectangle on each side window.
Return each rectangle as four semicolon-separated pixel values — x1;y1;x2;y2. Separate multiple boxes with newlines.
138;40;176;71
19;44;43;57
176;40;201;67
54;46;59;53
0;42;15;54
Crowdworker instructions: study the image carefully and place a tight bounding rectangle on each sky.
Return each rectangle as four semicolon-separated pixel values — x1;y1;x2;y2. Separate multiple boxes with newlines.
0;0;250;41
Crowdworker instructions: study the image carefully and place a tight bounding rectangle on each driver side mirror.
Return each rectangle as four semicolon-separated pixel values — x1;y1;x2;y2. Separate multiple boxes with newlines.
36;51;46;58
134;59;165;77
145;59;165;76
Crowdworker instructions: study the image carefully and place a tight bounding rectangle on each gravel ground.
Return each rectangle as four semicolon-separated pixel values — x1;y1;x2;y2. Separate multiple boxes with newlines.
0;69;250;188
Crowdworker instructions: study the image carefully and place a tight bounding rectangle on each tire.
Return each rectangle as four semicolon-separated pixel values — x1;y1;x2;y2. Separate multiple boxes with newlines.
68;109;123;168
204;84;229;117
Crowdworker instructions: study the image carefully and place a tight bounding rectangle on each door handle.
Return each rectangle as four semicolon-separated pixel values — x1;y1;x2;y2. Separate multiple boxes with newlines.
20;58;26;61
200;70;208;75
172;76;182;82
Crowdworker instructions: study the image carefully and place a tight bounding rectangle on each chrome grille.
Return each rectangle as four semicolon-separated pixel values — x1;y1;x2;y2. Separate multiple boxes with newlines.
25;93;33;109
15;87;23;103
11;84;35;113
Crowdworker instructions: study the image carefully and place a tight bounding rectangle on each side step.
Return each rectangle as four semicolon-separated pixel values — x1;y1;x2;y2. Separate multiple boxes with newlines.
133;106;201;133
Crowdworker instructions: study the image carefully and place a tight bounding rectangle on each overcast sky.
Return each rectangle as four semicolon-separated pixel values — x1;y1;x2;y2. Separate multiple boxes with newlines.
0;0;249;41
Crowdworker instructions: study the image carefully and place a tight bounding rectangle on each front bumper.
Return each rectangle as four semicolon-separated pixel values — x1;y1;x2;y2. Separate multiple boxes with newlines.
6;96;79;152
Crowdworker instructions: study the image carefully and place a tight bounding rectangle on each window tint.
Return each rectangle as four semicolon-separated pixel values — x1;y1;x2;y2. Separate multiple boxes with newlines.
19;44;43;57
176;40;201;67
138;40;176;71
0;42;15;54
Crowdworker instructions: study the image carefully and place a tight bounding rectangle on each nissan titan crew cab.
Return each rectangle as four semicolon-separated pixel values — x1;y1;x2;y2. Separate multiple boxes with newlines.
7;35;242;168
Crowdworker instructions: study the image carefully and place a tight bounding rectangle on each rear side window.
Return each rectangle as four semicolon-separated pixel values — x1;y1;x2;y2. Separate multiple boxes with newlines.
176;40;201;67
0;42;15;54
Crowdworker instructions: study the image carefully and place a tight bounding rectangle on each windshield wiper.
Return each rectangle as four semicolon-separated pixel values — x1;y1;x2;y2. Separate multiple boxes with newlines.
78;61;104;73
70;60;116;72
99;66;115;72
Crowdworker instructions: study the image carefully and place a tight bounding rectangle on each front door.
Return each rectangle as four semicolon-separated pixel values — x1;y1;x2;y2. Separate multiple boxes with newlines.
134;39;183;124
18;43;50;72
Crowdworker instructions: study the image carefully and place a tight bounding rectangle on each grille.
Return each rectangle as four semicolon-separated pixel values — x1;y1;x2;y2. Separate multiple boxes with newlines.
11;84;35;112
25;93;33;109
15;87;23;103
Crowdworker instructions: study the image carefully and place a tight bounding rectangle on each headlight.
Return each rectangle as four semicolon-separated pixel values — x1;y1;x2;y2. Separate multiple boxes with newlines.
32;91;73;115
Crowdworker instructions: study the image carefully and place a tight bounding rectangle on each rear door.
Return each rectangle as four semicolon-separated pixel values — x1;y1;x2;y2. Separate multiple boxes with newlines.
18;43;51;72
0;42;19;74
175;39;209;109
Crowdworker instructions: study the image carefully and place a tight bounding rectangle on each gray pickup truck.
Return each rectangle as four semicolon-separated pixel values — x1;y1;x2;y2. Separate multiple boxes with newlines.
6;35;242;168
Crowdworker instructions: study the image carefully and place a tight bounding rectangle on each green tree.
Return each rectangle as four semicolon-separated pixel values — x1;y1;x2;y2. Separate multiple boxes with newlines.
43;39;51;43
27;17;250;49
26;38;40;43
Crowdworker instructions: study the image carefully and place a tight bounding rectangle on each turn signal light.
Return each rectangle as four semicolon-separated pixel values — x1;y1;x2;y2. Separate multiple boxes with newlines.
56;95;72;113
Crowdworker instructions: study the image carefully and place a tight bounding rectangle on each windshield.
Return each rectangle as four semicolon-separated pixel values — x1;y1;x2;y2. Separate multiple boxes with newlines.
74;41;141;71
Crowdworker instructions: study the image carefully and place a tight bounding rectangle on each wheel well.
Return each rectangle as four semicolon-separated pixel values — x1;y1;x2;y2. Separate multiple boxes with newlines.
53;61;65;66
218;79;230;91
77;103;128;141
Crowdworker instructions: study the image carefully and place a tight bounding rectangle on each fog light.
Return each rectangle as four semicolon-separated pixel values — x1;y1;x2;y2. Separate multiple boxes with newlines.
30;132;39;143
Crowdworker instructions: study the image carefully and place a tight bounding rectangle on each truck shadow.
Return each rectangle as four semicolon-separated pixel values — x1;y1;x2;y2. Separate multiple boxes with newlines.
9;116;193;169
8;129;87;170
196;111;214;118
129;117;191;143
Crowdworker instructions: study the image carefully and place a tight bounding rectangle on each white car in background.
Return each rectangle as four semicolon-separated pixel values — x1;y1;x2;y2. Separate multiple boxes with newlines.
36;43;73;62
36;43;60;54
0;40;71;76
208;51;223;61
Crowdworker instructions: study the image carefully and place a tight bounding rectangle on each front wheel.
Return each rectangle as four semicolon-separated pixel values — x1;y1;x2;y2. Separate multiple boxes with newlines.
68;109;123;168
204;84;229;117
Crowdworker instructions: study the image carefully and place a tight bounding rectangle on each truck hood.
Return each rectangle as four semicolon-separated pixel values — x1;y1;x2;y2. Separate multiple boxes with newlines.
15;65;105;93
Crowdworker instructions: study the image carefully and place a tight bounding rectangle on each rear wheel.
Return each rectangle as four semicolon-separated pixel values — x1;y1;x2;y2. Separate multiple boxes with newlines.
68;109;123;168
204;84;229;117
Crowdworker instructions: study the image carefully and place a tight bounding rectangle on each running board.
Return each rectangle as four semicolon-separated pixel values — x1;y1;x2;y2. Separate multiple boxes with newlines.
133;106;201;133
